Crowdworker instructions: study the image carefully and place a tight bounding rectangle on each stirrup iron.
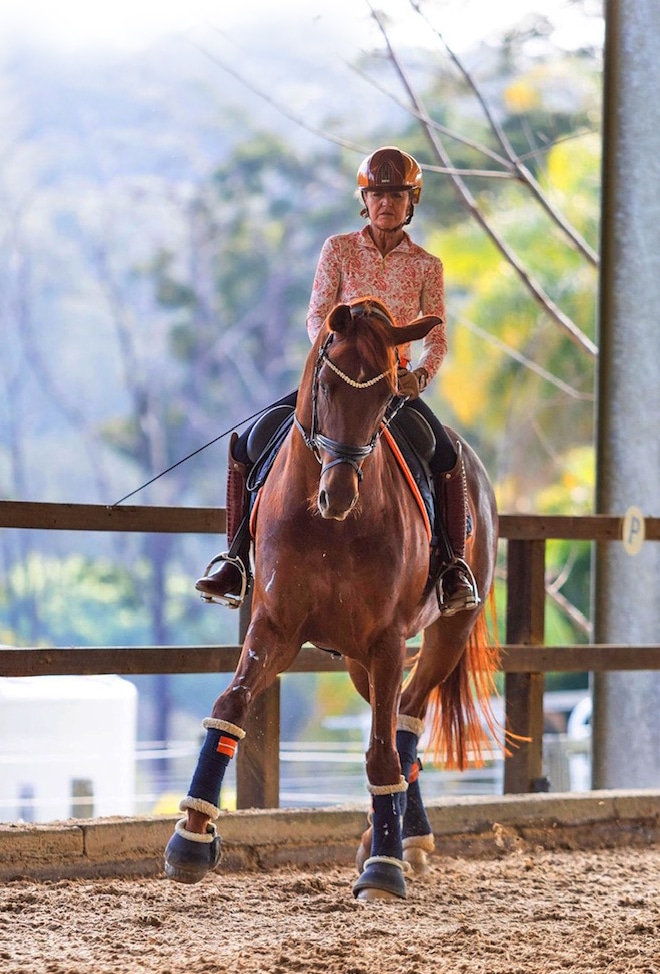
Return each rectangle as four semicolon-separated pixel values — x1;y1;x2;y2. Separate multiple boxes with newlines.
436;557;481;616
198;551;249;609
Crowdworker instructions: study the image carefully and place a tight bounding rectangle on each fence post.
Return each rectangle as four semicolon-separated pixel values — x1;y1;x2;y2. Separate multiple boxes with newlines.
503;538;548;793
235;591;281;809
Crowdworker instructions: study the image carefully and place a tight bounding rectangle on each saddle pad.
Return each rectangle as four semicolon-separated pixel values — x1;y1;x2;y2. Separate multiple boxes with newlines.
381;426;432;542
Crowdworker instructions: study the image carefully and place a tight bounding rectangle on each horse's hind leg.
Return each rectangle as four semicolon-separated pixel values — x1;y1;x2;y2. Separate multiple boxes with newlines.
396;714;434;875
347;656;433;879
354;712;434;877
165;614;298;884
397;615;478;875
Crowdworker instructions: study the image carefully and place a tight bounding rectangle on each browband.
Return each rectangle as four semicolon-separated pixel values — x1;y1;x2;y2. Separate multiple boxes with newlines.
349;302;395;330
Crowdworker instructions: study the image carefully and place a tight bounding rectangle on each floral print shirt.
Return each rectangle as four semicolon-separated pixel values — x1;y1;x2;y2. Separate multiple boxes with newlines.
306;226;447;378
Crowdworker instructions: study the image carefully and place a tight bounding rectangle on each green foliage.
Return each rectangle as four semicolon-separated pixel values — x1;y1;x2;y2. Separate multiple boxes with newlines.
425;130;600;518
0;551;239;649
1;554;151;647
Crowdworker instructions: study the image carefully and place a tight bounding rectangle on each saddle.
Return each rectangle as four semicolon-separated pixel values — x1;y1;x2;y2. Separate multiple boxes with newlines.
246;405;296;489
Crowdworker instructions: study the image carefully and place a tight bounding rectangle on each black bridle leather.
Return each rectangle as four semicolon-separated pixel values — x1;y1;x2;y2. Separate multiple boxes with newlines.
295;308;401;480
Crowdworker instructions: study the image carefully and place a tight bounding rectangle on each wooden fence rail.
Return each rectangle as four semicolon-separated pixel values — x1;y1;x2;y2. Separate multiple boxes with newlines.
1;501;659;805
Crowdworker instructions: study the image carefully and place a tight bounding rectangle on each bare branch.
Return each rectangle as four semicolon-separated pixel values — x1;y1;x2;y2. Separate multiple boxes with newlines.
189;39;366;156
369;5;598;359
459;315;595;400
547;550;592;637
195;37;514;180
517;128;599;164
408;0;599;267
347;62;515;171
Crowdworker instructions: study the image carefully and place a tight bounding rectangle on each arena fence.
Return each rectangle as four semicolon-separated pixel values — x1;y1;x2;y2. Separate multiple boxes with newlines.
0;501;658;807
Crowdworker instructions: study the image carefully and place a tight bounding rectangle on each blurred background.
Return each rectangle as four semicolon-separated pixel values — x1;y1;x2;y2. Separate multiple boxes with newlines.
0;0;602;820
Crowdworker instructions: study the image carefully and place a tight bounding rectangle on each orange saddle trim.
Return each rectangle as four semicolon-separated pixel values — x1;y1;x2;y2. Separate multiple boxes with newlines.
381;426;432;543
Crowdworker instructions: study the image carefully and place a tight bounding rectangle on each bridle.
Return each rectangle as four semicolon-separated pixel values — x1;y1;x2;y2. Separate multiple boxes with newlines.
294;303;402;480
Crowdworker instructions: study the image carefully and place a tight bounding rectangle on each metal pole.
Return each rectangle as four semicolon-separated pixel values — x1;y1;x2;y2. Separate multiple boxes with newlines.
592;0;660;788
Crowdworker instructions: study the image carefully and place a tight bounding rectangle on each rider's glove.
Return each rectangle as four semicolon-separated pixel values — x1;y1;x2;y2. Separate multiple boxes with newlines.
397;366;429;398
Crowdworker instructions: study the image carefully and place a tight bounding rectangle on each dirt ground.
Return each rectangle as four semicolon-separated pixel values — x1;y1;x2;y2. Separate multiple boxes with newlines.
2;842;660;974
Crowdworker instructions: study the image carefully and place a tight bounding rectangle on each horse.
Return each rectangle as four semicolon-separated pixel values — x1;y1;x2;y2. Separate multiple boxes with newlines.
164;296;499;901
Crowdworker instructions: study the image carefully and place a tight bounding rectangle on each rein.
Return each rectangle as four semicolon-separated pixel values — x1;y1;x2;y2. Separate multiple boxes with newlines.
295;306;398;479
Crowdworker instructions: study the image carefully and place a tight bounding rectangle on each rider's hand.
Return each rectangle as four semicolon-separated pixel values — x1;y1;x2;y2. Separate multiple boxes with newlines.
397;366;429;398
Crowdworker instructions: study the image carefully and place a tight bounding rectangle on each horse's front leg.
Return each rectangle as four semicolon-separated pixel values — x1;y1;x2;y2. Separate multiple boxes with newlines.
352;638;408;902
165;613;298;884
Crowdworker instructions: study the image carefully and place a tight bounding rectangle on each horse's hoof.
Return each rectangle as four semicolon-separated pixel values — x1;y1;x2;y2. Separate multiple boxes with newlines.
164;818;222;884
352;856;406;901
355;887;402;902
355;825;373;874
403;834;434;876
403;846;430;876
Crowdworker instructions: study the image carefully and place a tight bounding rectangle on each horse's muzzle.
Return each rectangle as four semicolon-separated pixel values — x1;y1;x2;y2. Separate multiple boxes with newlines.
318;495;358;520
318;470;359;520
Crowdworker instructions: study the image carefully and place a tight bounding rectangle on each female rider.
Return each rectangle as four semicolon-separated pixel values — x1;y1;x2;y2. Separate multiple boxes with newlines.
195;146;479;616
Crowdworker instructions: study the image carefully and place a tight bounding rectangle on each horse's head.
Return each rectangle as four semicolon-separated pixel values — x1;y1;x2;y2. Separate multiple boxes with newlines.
295;297;437;520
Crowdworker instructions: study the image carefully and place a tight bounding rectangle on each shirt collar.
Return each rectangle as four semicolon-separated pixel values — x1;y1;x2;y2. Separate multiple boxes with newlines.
359;225;412;253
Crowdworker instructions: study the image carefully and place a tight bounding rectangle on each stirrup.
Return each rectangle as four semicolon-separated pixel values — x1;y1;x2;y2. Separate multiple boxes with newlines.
436;558;481;616
197;552;249;610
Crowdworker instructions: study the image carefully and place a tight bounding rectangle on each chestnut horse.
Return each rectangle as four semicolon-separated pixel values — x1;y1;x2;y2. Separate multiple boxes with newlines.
165;297;499;901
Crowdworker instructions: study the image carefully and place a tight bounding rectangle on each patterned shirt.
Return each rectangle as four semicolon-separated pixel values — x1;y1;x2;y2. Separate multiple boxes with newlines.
306;226;447;378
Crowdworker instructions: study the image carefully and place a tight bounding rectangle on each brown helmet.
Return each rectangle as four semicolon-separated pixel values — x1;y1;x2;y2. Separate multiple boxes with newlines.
357;146;423;204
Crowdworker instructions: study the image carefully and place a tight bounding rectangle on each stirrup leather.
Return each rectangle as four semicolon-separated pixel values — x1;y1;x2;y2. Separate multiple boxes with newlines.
436;557;481;615
199;551;249;609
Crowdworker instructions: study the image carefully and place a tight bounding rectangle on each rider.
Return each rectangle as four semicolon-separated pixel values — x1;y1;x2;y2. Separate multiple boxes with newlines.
195;146;480;616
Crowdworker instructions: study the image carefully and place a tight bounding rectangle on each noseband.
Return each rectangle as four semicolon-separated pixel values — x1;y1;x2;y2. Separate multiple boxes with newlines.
294;304;399;480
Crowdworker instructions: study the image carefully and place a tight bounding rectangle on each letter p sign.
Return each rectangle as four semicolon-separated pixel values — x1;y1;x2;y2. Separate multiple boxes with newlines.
622;506;645;556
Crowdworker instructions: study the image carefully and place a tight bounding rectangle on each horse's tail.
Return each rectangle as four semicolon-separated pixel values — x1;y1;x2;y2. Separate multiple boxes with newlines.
425;587;502;771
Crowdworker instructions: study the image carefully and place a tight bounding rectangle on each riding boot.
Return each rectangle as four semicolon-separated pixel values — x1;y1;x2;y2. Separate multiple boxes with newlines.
195;432;250;608
436;442;481;616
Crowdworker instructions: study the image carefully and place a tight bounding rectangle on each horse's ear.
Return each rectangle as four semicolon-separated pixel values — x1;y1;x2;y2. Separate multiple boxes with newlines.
327;304;353;335
387;315;442;347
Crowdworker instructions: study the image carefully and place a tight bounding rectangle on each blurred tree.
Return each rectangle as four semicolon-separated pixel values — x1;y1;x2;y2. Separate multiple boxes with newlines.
0;3;605;738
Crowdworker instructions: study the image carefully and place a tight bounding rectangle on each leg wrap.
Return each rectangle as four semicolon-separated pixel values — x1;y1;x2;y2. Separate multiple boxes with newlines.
396;728;419;781
395;727;418;821
367;778;407;862
402;768;433;841
186;719;245;812
397;713;425;738
395;726;433;841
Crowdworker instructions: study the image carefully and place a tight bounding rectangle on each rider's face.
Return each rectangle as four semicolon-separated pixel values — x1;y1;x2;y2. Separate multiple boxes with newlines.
363;189;411;230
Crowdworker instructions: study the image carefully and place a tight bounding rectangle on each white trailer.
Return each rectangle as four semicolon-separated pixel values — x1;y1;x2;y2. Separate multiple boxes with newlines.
0;674;137;822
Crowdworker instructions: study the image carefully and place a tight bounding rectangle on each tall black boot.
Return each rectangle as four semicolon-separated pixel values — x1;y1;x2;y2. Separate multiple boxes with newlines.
195;432;250;608
436;442;480;616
